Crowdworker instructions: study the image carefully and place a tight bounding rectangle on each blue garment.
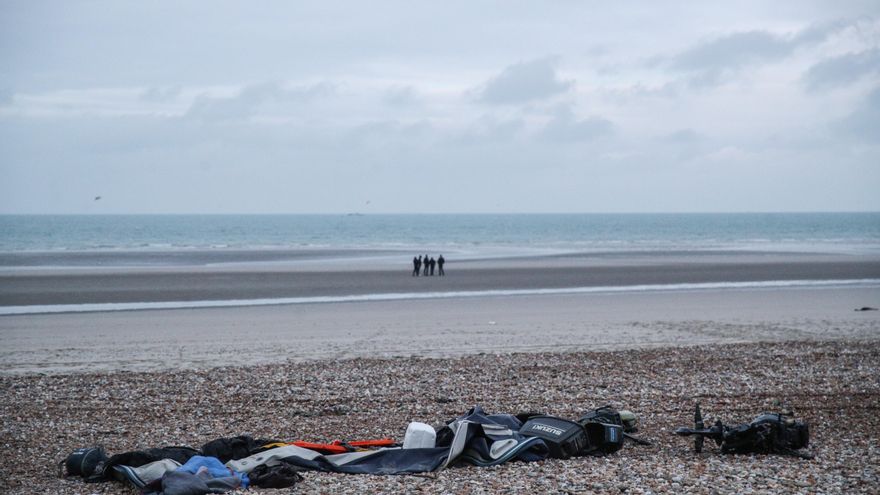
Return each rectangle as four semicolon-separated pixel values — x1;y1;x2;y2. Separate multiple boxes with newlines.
176;456;248;488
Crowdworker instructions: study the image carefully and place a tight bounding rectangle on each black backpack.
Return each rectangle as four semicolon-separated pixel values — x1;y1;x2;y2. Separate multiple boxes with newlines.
577;405;644;454
519;413;626;458
519;416;590;459
578;405;637;432
60;447;108;482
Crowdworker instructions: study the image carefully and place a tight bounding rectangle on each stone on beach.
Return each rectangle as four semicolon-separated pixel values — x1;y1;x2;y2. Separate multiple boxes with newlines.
1;340;878;494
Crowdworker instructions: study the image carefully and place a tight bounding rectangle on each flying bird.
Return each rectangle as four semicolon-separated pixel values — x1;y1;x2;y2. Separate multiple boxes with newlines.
94;196;102;201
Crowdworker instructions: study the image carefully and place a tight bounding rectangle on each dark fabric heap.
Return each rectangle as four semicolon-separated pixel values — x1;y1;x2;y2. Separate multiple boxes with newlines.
61;405;650;494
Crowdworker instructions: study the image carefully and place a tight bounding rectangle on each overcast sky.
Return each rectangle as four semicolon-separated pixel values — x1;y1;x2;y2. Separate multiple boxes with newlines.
1;1;878;213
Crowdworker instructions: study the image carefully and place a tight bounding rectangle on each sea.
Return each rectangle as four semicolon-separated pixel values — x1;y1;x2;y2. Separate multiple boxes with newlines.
1;213;879;259
2;213;879;315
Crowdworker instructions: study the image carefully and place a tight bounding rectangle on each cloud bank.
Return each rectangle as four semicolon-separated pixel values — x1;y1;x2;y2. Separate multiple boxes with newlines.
1;2;878;213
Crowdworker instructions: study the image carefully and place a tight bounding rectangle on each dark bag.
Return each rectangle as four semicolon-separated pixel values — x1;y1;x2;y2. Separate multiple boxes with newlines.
579;405;637;432
61;447;108;482
519;416;589;459
201;435;279;463
582;422;624;455
104;446;200;469
248;462;305;488
578;405;637;453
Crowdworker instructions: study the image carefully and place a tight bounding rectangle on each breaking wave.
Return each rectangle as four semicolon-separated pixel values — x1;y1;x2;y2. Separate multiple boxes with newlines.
2;279;878;316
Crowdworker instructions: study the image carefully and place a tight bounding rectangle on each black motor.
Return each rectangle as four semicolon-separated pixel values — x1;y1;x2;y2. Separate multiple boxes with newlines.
722;413;810;455
674;404;813;459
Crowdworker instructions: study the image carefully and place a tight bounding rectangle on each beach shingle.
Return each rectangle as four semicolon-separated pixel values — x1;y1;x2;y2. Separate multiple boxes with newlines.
1;340;878;494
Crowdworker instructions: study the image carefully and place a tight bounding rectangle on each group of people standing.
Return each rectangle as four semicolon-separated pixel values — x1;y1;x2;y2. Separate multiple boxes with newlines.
413;254;445;276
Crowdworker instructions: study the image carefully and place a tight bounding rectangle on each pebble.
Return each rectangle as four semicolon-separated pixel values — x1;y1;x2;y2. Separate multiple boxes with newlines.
1;340;878;494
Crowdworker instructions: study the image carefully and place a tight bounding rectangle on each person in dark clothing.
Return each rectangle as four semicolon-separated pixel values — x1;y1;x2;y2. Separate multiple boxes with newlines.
423;254;430;276
429;257;436;276
413;256;421;276
437;255;445;276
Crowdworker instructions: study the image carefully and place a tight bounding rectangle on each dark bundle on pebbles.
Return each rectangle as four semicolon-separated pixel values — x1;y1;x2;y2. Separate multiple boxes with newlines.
2;340;878;494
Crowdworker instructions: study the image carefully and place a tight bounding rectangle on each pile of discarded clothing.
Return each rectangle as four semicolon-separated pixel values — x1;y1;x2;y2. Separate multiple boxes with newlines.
63;404;812;493
62;405;647;494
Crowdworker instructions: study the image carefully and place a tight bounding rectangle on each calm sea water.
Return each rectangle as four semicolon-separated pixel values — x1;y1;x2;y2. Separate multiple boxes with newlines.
1;213;878;254
2;213;879;314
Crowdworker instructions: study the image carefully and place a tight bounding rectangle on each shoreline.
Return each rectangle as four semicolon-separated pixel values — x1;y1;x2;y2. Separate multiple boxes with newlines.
2;279;878;316
2;251;879;307
2;285;878;375
1;246;878;269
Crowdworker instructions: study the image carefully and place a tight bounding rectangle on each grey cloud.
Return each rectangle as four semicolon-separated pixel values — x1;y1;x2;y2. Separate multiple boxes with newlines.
186;83;283;122
658;129;713;161
185;81;334;122
383;86;419;107
802;49;880;91
584;45;611;58
837;86;880;142
662;129;705;143
140;86;182;102
790;18;849;45
346;120;434;147
479;58;573;105
5;2;880;213
672;31;792;71
683;69;726;89
668;22;846;86
599;81;681;104
452;116;526;145
541;107;612;142
186;93;256;122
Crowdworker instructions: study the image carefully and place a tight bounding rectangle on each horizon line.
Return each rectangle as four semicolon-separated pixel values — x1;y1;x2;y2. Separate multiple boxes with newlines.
2;210;880;216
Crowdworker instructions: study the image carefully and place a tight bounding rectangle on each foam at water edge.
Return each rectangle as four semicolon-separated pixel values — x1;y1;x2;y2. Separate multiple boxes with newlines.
2;279;878;316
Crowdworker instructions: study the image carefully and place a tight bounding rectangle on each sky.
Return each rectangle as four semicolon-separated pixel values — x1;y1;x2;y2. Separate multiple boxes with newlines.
1;1;879;214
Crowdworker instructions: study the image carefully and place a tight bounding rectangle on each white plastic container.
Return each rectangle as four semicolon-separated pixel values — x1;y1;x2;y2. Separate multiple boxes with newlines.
402;421;437;449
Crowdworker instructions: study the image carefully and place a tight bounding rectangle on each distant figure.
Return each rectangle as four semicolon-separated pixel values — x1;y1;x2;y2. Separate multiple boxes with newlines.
437;255;445;276
423;254;430;276
429;257;436;276
413;256;421;276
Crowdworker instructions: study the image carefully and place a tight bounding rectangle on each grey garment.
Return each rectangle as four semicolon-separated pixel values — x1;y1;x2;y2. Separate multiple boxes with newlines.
111;459;181;488
226;445;320;474
147;469;241;495
223;413;545;475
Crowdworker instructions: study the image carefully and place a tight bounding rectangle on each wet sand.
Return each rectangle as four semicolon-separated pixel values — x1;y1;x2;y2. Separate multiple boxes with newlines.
1;251;879;374
1;251;879;306
1;286;877;375
1;251;879;493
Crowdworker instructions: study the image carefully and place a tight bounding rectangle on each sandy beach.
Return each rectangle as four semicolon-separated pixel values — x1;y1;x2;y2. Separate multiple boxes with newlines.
1;251;879;493
0;285;878;375
1;251;878;374
2;250;879;307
